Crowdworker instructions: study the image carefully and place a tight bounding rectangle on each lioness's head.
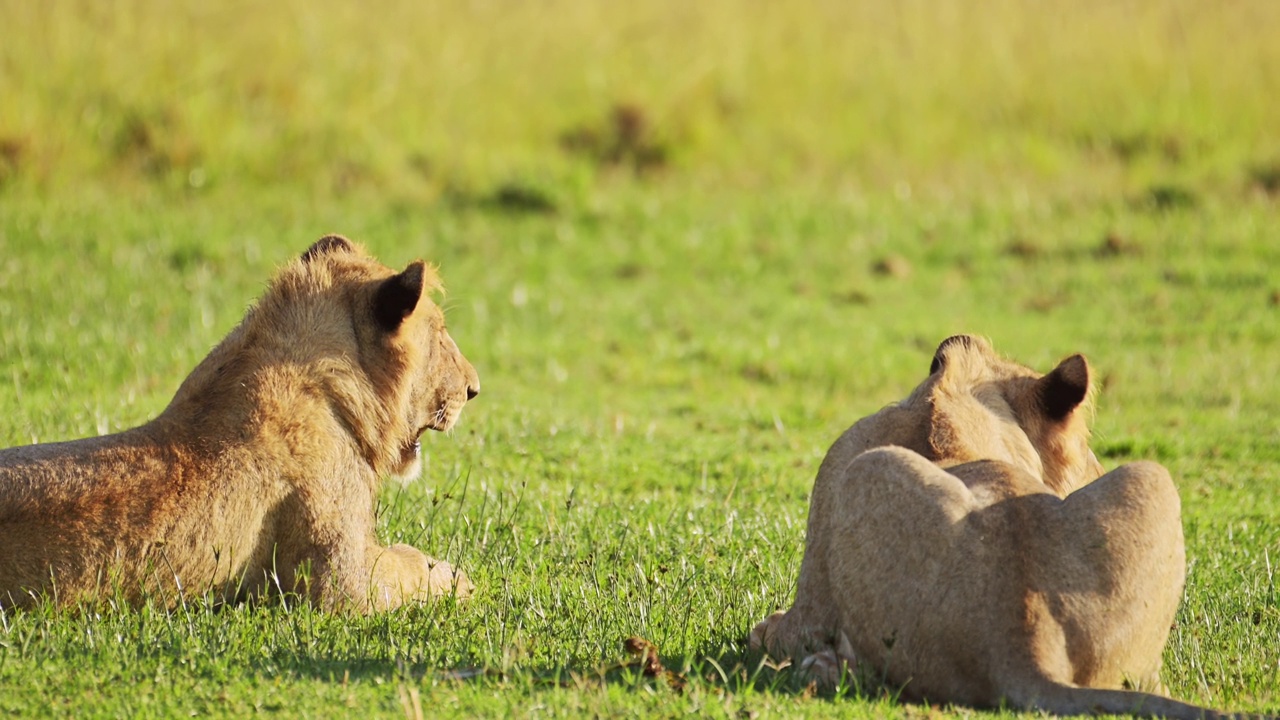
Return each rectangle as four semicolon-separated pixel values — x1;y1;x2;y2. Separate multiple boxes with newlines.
919;335;1105;495
847;335;1105;496
201;235;480;482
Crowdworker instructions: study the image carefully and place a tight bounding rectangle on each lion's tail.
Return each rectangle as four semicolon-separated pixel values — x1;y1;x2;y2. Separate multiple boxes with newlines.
1012;681;1274;720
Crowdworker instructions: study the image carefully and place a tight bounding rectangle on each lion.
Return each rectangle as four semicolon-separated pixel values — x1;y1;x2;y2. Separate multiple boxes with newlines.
749;335;1251;719
0;235;479;612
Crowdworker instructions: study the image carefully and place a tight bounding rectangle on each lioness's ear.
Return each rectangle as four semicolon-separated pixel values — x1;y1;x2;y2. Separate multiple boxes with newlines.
302;234;355;263
373;261;426;332
930;335;981;375
1037;354;1090;421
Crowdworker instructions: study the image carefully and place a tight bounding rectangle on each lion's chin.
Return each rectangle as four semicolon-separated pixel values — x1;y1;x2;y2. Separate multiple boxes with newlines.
424;399;467;434
426;412;458;434
391;440;423;485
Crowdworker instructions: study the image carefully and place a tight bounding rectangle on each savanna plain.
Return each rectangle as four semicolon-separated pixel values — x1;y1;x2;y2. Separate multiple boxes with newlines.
0;2;1278;717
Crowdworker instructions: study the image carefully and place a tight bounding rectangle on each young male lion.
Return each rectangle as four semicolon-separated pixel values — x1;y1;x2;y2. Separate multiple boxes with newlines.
750;335;1247;719
0;235;479;612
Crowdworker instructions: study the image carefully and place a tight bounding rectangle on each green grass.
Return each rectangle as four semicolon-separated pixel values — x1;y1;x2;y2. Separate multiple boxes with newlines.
1;1;1279;717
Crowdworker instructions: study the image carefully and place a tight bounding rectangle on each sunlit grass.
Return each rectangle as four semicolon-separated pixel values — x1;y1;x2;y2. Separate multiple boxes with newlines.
2;187;1277;716
0;1;1278;717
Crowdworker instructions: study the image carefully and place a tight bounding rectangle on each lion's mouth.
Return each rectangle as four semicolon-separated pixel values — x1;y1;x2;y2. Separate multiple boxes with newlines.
391;403;462;480
400;439;422;465
394;424;429;471
391;436;425;483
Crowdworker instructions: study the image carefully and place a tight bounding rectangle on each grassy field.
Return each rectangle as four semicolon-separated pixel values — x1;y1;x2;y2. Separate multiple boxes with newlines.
1;1;1278;717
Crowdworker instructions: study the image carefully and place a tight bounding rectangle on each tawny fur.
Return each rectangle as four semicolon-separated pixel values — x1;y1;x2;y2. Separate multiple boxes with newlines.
0;236;480;612
751;336;1261;719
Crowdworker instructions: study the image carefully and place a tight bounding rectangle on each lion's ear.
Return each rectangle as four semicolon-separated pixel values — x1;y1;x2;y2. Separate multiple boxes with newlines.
930;335;984;375
302;235;355;263
1037;354;1090;421
373;261;426;332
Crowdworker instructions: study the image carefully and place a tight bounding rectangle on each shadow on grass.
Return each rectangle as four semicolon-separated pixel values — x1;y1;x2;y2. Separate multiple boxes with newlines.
251;625;901;709
0;591;920;712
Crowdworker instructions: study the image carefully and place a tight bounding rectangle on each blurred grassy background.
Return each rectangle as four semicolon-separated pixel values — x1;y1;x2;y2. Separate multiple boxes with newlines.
3;0;1279;200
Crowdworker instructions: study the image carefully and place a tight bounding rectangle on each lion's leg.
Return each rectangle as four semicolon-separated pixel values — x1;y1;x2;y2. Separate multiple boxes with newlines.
259;541;358;610
757;446;976;689
750;469;848;663
816;447;983;694
751;447;898;664
267;490;472;612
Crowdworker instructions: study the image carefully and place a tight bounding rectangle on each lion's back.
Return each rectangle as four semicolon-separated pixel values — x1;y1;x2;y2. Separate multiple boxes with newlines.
0;432;194;606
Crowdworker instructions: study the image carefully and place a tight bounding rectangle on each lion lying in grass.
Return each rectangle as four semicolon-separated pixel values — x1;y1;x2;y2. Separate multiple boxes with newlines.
0;236;478;612
750;335;1244;719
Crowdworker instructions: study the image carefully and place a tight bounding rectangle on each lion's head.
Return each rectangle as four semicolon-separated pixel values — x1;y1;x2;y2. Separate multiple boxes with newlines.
838;335;1105;495
301;235;479;481
170;235;479;482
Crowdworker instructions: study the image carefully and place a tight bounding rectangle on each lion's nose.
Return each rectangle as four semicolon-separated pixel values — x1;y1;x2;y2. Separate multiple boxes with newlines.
466;384;479;401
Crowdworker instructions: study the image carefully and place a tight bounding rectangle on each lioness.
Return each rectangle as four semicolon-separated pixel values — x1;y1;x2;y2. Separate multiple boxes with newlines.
751;335;1245;719
0;235;479;612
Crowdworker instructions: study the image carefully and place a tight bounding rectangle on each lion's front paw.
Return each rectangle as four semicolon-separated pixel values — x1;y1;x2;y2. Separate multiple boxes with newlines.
749;610;789;654
423;555;474;599
799;632;859;688
373;544;475;608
